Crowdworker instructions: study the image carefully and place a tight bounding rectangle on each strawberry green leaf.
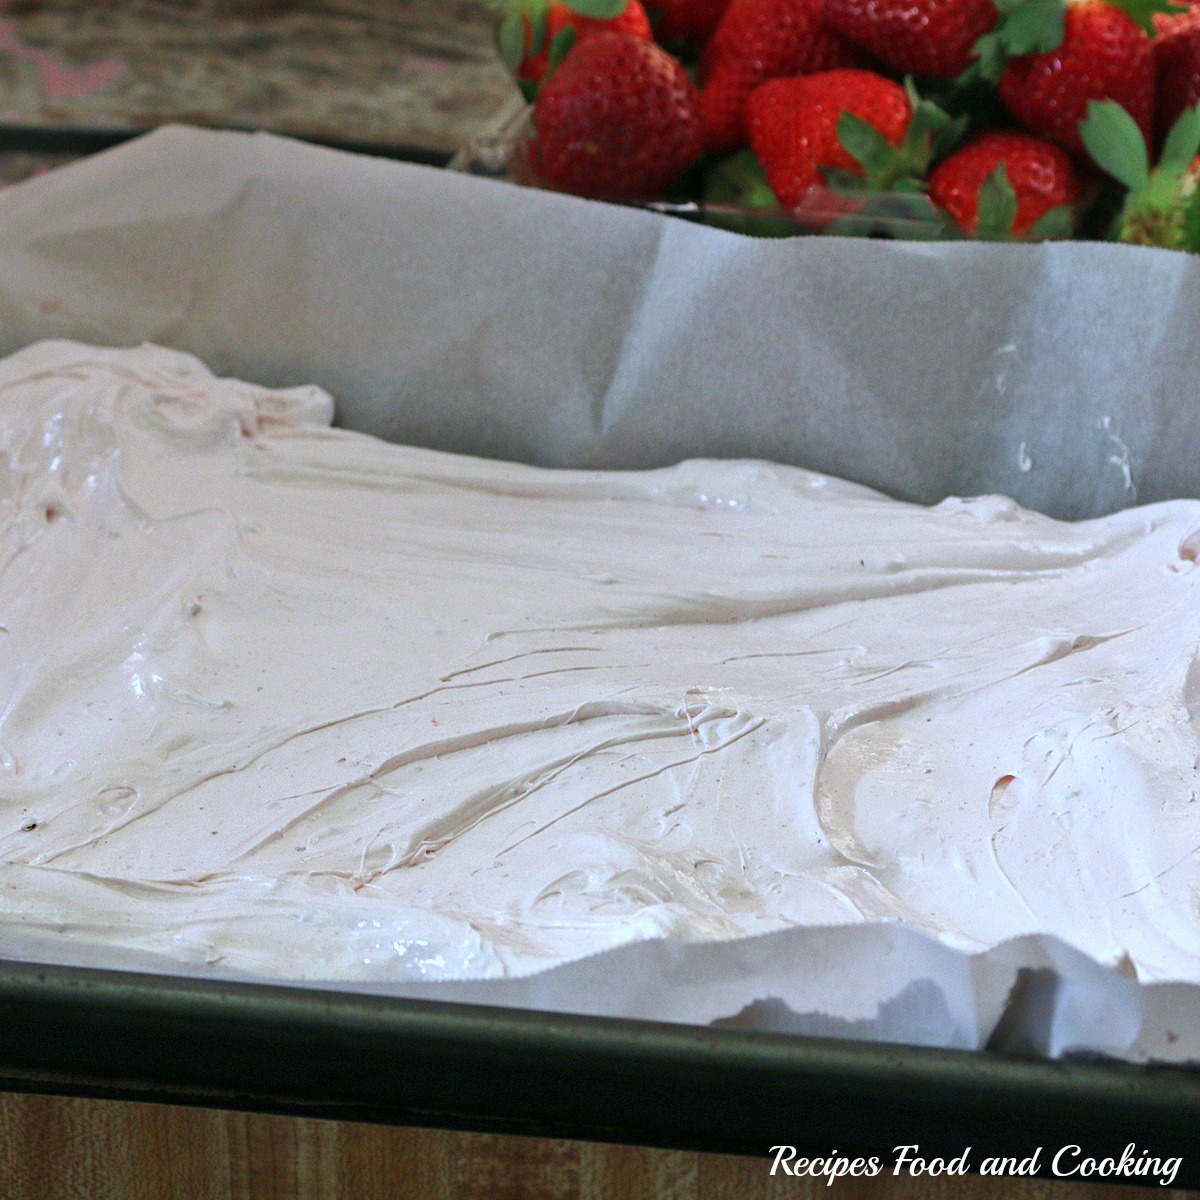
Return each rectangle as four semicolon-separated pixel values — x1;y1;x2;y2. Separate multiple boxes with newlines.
904;100;948;146
961;38;1004;84
528;2;549;53
518;78;539;102
706;148;780;207
1144;165;1191;207
546;24;576;73
564;0;627;15
1027;204;1075;239
975;164;1020;238
1080;100;1149;191
966;0;1064;83
835;89;964;192
838;112;900;180
1159;103;1200;173
497;9;528;72
1104;0;1185;37
996;0;1065;54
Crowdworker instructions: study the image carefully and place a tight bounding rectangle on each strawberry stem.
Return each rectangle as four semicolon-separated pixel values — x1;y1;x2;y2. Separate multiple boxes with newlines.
1082;100;1200;249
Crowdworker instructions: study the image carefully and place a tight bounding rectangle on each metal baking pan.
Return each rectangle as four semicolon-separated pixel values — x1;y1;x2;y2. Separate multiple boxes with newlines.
1;958;1199;1188
1;127;1198;1191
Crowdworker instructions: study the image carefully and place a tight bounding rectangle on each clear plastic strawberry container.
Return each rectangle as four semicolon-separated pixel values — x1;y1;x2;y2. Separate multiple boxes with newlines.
448;90;961;241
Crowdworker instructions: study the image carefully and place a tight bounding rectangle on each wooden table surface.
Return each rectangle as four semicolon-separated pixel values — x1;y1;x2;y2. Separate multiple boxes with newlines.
1;1091;1197;1200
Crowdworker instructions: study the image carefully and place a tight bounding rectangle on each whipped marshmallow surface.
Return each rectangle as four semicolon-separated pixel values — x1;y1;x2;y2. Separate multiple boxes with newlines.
3;340;1200;985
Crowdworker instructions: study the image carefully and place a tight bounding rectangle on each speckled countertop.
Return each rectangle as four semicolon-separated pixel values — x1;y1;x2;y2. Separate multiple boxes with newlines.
0;0;516;182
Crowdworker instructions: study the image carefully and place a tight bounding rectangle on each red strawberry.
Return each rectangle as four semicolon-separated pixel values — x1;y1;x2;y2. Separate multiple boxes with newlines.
531;32;704;199
928;130;1082;234
822;0;998;79
699;0;866;154
999;1;1156;156
517;0;653;83
745;69;912;206
1154;6;1200;146
651;0;735;46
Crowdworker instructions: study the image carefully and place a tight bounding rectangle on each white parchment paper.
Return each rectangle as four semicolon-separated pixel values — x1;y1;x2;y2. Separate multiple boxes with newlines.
0;124;1197;1062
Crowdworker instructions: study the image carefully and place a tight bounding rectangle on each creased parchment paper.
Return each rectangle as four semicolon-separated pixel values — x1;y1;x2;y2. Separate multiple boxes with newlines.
1;124;1198;1063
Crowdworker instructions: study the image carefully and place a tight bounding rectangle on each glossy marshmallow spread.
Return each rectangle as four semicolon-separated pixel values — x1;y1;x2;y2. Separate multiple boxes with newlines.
3;341;1200;985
